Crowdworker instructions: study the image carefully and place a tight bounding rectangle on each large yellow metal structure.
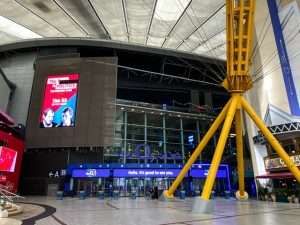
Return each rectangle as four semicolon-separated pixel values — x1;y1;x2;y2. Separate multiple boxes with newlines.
162;0;300;203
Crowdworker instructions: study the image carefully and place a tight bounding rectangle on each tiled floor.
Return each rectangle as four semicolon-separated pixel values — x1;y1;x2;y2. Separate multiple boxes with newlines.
10;197;300;225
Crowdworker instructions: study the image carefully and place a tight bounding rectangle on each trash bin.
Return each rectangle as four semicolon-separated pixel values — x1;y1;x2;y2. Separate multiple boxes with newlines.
98;190;105;200
56;191;63;200
180;190;186;199
130;191;137;199
113;190;119;200
79;191;86;200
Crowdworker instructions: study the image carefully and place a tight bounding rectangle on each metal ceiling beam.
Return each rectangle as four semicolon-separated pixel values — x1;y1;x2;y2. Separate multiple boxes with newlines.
145;0;158;45
175;3;225;50
205;42;226;55
0;38;225;65
52;0;89;36
191;28;225;52
161;0;193;47
122;0;129;42
14;0;68;37
87;0;111;39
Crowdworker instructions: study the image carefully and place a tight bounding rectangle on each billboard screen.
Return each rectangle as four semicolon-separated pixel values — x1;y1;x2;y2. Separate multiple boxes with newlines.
0;147;18;172
40;74;79;128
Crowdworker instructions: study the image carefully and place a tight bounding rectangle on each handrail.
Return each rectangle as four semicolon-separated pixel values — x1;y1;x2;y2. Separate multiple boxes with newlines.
0;184;24;207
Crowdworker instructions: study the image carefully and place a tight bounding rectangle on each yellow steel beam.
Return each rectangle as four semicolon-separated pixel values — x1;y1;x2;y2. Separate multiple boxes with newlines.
163;98;232;198
235;109;245;196
241;97;300;183
200;95;239;200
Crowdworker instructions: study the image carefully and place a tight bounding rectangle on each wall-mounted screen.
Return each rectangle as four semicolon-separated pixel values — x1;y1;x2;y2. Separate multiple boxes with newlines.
40;74;79;128
0;146;17;172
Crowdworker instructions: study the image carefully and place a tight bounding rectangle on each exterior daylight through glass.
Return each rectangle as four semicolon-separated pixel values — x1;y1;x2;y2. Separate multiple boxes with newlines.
40;74;79;128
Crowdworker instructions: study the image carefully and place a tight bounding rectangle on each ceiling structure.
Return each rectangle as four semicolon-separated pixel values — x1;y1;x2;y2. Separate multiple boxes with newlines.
0;0;226;60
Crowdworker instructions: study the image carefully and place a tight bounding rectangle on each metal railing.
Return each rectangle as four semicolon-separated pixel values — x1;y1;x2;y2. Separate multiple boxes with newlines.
0;184;24;210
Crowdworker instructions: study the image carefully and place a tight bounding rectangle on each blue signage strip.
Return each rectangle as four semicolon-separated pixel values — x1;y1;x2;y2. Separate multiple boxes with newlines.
113;169;186;178
267;0;300;115
190;169;227;178
190;164;228;178
190;164;231;191
72;169;110;178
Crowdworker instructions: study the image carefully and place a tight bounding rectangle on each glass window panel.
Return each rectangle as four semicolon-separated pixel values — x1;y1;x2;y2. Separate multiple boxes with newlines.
147;113;163;127
166;129;181;144
127;111;144;125
127;124;145;141
165;116;180;129
182;118;197;130
147;127;163;142
166;143;182;163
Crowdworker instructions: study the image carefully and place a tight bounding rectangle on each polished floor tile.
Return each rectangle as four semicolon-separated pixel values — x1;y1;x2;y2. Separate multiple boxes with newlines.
11;197;300;225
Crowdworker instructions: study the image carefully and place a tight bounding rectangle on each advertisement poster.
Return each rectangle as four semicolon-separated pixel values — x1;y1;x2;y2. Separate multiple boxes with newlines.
40;74;79;128
0;146;17;172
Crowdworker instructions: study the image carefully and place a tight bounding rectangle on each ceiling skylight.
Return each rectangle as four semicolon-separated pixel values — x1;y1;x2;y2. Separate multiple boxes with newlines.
0;16;42;39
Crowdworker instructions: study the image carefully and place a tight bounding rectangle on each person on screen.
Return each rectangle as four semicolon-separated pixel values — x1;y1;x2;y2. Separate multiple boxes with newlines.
59;107;74;127
40;108;57;128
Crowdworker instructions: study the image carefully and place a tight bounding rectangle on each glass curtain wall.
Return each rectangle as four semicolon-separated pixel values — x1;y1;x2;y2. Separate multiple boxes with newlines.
104;106;209;164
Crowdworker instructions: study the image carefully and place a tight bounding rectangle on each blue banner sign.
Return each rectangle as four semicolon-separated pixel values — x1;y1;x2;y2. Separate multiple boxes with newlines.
190;168;227;178
113;169;185;178
72;169;110;178
190;164;228;178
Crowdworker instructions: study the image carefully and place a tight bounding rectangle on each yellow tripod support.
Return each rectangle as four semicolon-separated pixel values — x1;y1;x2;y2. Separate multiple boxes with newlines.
161;0;300;211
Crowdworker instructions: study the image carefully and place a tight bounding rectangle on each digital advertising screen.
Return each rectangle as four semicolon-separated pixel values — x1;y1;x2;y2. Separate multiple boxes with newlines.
0;147;18;172
40;74;79;128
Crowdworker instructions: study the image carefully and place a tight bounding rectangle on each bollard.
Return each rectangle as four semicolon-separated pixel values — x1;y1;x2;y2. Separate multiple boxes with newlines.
225;190;231;199
180;190;186;200
56;191;63;200
113;190;119;200
98;190;105;200
79;191;86;200
130;191;137;199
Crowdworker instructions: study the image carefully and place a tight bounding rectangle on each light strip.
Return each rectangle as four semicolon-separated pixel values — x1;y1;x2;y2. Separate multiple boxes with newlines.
0;16;42;39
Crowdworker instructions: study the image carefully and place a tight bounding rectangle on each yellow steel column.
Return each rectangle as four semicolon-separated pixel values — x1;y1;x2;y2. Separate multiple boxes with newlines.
163;98;232;198
235;108;247;199
241;97;300;182
200;95;239;200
